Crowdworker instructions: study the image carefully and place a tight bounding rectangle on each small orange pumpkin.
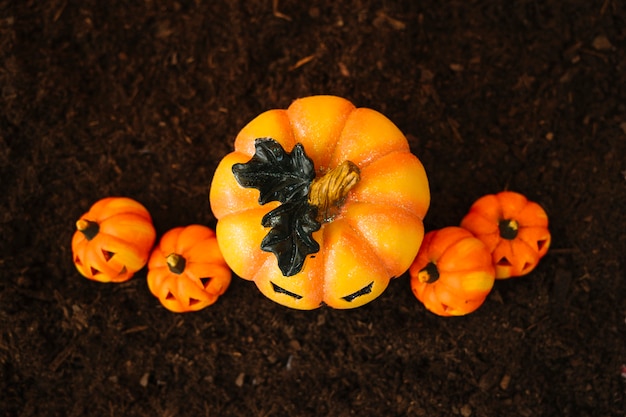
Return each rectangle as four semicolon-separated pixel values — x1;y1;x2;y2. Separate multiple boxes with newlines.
209;95;430;309
409;227;495;316
71;197;156;283
460;191;551;279
147;225;231;312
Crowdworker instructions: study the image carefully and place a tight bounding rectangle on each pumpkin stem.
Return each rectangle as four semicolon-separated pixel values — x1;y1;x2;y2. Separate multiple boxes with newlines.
308;160;360;222
76;219;100;241
499;219;519;240
166;253;187;274
418;262;440;284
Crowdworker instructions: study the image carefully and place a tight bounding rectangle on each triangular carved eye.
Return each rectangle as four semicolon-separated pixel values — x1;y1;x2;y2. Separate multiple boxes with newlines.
200;277;212;288
75;256;83;266
271;282;303;299
342;282;374;302
537;239;547;252
166;291;176;300
102;250;114;261
497;257;512;266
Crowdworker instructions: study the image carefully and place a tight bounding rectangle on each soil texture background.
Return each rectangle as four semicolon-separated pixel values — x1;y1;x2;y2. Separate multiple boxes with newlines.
1;1;626;416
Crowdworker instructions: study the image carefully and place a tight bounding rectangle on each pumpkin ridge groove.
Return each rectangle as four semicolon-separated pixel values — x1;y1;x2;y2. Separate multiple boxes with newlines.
339;214;396;277
326;106;356;172
343;200;425;224
437;234;474;264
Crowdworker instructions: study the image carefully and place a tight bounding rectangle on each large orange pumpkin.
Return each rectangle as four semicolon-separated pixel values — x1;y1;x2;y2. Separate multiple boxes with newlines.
209;95;430;309
71;197;156;283
147;225;231;313
460;191;551;279
409;227;495;316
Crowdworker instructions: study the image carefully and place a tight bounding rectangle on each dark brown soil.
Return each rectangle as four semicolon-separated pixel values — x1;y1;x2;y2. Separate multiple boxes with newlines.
2;1;625;416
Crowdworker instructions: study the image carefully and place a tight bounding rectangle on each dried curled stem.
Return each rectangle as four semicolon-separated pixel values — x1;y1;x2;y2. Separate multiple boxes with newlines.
308;160;360;222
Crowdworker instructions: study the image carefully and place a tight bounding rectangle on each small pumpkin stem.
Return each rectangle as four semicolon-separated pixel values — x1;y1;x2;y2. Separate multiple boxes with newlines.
499;219;519;240
308;160;360;222
418;262;440;284
76;219;100;241
166;253;187;274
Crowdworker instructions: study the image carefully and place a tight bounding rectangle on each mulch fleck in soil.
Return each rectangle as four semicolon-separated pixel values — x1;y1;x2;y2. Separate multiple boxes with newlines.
2;1;625;416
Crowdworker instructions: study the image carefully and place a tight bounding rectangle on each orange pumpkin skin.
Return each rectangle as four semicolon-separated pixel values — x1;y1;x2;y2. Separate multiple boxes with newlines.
460;191;551;279
147;225;231;313
210;95;430;309
409;227;495;317
71;197;156;283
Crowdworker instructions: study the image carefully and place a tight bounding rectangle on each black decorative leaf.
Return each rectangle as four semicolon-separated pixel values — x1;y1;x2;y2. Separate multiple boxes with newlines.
232;138;316;205
261;201;321;276
232;138;321;276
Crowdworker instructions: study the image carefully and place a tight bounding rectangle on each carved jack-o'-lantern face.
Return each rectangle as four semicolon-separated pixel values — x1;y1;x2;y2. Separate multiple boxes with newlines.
147;225;231;312
410;227;495;316
71;197;156;283
460;191;551;279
